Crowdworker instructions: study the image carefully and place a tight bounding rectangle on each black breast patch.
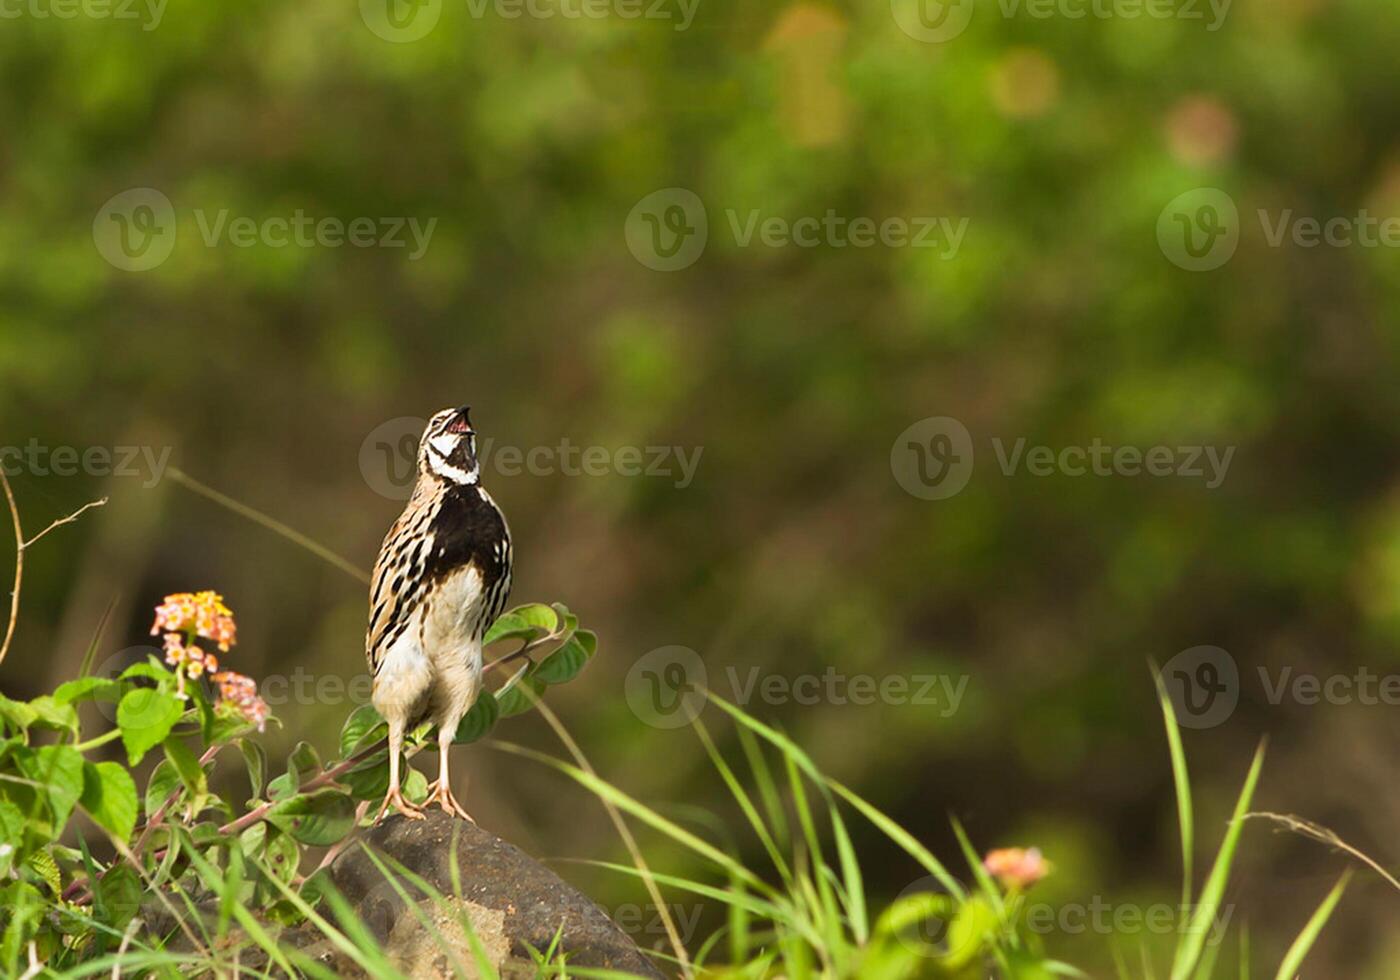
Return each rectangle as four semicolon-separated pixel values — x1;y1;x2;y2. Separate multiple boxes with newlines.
424;484;510;595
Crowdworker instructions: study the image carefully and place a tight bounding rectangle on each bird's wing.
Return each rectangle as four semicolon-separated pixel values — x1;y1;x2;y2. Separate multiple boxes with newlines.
366;502;437;675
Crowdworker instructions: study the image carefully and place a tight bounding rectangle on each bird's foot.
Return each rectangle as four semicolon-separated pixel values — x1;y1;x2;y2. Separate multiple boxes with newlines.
424;780;475;822
375;786;426;823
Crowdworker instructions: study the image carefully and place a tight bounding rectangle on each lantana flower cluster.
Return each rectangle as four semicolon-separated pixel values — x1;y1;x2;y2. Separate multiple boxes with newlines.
983;847;1051;890
151;591;268;731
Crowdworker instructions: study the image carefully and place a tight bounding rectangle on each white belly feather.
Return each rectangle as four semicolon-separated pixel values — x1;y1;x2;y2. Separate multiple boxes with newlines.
371;565;486;730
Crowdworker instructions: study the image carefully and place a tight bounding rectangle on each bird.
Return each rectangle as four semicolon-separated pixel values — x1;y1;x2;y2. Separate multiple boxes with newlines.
366;405;512;820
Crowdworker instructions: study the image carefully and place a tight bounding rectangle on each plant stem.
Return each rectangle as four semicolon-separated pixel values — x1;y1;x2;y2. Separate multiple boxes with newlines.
71;729;123;753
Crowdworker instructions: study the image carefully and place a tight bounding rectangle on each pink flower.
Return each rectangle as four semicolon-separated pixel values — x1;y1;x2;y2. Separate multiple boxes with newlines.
983;847;1050;889
151;592;262;728
151;591;237;652
212;670;269;732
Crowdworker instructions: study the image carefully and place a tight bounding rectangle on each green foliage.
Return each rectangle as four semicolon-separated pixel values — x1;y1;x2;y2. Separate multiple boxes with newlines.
0;597;595;975
503;682;1352;979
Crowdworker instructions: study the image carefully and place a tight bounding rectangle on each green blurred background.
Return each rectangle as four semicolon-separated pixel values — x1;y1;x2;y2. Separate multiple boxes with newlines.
3;0;1400;971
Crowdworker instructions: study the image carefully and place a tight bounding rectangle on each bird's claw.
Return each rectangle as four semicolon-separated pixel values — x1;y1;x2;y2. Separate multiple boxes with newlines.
376;787;426;823
424;780;475;822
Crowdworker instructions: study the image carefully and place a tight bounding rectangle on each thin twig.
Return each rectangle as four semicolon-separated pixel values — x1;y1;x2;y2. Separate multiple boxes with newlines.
1245;811;1400;893
26;497;108;548
0;471;21;667
0;470;107;666
167;468;369;585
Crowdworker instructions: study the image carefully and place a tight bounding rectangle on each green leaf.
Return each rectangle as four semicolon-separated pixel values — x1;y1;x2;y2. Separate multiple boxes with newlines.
266;772;297;802
454;691;499;744
26;849;61;898
239;738;267;799
25;696;78;732
80;761;138;843
116;688;185;766
484;603;558;645
494;667;545;718
163;737;208;801
403;768;429;805
53;676;121;705
19;746;85;834
338;704;386;758
533;630;597;684
288;741;322;787
120;661;170;683
339;752;390;801
267;790;356;846
94;864;142;930
145;759;181;818
262;828;300;885
0;695;38;733
943;895;995;969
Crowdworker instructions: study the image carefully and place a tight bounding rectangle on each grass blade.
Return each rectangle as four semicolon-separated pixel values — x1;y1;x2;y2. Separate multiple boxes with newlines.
1271;872;1349;980
1170;742;1265;980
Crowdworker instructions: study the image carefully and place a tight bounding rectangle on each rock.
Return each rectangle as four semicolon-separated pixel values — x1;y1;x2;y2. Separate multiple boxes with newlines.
317;810;667;979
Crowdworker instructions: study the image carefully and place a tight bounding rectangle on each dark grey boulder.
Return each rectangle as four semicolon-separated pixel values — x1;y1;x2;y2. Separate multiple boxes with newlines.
314;810;667;978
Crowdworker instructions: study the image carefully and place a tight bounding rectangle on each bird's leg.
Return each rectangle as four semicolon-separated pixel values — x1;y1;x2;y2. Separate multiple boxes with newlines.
424;722;474;822
376;718;425;822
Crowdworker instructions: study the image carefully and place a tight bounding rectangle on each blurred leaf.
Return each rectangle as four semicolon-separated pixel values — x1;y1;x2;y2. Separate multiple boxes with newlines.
80;761;138;844
454;690;499;744
533;629;597;685
268;790;356;846
339;704;386;758
116;688;184;766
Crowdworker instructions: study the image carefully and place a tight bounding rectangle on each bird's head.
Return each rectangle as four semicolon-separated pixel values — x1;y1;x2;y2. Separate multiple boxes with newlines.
418;405;480;486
